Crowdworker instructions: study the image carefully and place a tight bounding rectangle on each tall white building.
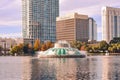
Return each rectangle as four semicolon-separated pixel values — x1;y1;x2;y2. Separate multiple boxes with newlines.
102;6;120;42
88;18;97;42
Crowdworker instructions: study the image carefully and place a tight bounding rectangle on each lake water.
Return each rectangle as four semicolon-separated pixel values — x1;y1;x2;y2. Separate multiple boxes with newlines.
0;56;120;80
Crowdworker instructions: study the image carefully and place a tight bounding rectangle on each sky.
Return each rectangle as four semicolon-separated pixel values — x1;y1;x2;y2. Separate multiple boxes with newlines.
0;0;120;40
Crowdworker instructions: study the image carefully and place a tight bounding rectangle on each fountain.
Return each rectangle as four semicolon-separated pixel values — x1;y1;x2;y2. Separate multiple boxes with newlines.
37;41;86;58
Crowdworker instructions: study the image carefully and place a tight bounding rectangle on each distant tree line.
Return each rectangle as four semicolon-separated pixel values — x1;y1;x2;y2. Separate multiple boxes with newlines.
85;37;120;54
9;39;54;56
70;37;120;54
1;37;119;56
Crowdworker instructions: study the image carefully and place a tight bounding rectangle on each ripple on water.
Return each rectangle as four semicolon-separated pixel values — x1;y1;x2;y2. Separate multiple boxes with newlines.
1;56;120;80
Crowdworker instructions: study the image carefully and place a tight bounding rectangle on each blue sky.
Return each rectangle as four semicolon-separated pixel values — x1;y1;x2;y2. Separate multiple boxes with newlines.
0;0;120;40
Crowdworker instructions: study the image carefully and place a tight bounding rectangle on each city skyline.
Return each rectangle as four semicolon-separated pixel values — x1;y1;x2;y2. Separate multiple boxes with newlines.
0;0;120;41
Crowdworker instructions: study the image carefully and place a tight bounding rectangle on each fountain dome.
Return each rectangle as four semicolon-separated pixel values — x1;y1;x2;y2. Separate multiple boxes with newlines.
37;41;86;58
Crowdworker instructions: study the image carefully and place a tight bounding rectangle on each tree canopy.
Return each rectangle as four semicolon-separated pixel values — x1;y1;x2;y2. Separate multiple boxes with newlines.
110;37;120;44
34;39;41;51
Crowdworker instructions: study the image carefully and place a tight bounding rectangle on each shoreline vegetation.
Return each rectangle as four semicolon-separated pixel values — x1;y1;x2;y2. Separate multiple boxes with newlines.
0;38;120;56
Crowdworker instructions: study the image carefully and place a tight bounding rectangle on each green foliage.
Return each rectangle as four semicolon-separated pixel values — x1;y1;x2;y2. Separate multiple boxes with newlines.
110;37;120;44
0;46;2;50
10;45;23;55
87;40;120;54
98;41;109;52
86;45;99;53
23;44;29;54
70;41;82;49
8;39;120;56
108;43;120;53
0;46;2;53
9;42;37;56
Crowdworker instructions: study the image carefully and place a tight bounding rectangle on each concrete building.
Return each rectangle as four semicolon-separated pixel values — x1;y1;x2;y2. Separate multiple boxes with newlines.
88;18;97;42
102;6;120;42
56;13;89;42
22;0;59;44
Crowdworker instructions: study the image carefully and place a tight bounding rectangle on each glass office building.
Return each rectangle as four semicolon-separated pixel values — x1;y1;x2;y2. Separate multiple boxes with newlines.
22;0;59;43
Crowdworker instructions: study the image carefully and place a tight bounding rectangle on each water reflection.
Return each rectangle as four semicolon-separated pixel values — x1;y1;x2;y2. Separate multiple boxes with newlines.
1;56;120;80
29;57;120;80
30;58;94;80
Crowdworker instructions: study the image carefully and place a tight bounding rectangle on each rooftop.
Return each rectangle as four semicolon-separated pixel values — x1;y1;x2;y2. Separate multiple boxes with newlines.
57;13;88;21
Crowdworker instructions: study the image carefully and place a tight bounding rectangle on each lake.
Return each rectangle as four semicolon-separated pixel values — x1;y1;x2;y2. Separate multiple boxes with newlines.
0;56;120;80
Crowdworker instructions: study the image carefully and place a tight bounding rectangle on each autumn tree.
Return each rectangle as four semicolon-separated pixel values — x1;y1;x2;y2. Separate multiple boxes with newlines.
41;44;47;51
80;46;86;51
34;39;41;51
45;41;53;49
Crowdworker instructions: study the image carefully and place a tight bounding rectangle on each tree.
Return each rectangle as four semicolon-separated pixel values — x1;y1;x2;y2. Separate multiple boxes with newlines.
108;43;120;53
18;43;23;49
99;41;109;52
10;45;20;55
80;45;88;51
18;43;24;55
10;43;24;55
23;44;29;54
28;43;32;49
41;44;47;51
45;41;53;50
70;41;82;49
117;44;120;53
34;39;40;51
110;37;120;44
0;46;2;55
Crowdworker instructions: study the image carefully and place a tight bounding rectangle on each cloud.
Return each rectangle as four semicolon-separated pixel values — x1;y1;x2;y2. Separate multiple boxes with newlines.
60;0;120;17
59;0;120;41
0;20;21;27
0;32;22;38
0;0;21;27
0;0;21;10
60;5;101;16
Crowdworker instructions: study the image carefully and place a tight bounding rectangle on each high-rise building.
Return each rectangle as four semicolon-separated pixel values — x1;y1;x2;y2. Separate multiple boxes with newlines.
56;13;89;42
102;6;120;42
22;0;59;43
88;18;97;42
